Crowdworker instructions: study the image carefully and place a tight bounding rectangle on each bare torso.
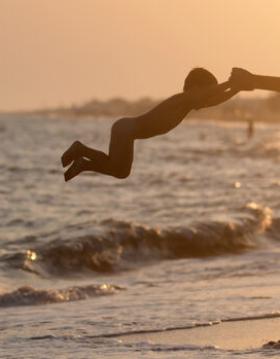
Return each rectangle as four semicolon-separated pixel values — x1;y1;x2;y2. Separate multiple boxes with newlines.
128;93;193;140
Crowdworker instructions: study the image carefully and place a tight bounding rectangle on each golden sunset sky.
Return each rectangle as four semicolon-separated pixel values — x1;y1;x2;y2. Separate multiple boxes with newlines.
1;0;280;110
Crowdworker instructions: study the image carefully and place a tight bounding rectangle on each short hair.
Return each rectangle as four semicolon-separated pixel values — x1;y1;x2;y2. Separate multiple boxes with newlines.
183;68;218;91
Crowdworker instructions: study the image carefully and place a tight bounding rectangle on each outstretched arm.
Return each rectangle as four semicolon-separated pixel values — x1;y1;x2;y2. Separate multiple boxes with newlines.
202;88;239;107
195;81;239;109
230;68;280;92
141;81;233;123
190;81;233;108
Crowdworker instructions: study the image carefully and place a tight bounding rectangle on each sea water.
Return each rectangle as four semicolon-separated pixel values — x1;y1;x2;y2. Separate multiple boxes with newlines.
1;115;280;358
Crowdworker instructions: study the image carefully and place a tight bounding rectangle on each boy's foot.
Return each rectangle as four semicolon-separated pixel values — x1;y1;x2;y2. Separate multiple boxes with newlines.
64;157;87;182
61;141;82;167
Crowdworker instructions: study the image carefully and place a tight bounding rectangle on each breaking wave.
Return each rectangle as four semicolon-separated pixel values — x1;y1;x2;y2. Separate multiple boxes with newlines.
2;202;275;276
0;283;122;307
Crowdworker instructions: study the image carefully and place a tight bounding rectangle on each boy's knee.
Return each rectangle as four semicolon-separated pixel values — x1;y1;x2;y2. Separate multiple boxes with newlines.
114;166;131;179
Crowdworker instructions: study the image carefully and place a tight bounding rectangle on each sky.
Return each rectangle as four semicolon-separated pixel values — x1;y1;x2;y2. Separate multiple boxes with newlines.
1;0;280;110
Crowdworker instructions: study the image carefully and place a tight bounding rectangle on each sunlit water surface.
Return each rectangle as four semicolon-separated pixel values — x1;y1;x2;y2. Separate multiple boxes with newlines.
1;115;280;358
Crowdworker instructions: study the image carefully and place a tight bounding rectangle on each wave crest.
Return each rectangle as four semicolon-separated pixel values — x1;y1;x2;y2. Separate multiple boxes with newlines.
3;203;273;275
0;283;122;307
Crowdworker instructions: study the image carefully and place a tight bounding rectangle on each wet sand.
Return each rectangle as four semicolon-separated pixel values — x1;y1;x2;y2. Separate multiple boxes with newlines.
120;317;280;350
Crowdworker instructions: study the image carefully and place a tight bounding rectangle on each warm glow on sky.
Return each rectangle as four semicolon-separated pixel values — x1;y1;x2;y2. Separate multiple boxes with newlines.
1;0;280;110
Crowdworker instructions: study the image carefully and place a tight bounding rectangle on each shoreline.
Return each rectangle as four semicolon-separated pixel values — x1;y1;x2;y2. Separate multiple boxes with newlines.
118;315;280;350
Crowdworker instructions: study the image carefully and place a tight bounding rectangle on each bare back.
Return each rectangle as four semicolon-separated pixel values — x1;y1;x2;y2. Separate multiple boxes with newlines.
131;93;193;139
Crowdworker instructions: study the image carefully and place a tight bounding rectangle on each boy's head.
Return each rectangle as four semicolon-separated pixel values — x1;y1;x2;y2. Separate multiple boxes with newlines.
183;68;218;92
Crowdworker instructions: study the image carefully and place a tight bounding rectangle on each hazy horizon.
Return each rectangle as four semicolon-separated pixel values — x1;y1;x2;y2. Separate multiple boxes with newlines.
2;0;280;111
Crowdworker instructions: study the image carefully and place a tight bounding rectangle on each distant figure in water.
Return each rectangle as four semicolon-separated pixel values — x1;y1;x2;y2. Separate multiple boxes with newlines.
230;67;280;141
62;68;239;181
247;119;254;140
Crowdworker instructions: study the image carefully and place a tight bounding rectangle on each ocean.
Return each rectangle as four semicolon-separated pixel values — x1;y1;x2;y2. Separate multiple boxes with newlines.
1;114;280;358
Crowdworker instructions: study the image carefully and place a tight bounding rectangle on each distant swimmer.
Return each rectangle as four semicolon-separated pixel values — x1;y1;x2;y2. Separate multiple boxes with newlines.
247;119;254;140
230;67;280;141
62;68;239;181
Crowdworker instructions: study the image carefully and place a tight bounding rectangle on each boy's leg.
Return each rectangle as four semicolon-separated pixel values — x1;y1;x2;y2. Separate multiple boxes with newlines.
61;141;106;167
61;141;81;167
64;157;93;181
106;119;134;178
64;119;134;181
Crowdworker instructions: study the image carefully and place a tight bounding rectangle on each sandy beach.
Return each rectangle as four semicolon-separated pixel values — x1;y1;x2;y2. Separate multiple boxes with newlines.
120;317;280;350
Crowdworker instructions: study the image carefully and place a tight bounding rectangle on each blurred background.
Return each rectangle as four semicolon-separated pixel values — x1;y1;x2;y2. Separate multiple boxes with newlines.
2;2;280;358
1;0;280;114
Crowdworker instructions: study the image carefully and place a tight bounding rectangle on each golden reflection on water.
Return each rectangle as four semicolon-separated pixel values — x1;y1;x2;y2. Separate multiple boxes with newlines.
234;181;241;188
26;250;37;261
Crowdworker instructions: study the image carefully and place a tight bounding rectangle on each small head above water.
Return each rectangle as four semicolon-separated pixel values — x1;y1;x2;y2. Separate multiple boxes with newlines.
183;68;218;92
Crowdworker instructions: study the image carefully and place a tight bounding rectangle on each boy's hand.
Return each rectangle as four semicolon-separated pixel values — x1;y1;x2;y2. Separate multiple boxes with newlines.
230;68;255;91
